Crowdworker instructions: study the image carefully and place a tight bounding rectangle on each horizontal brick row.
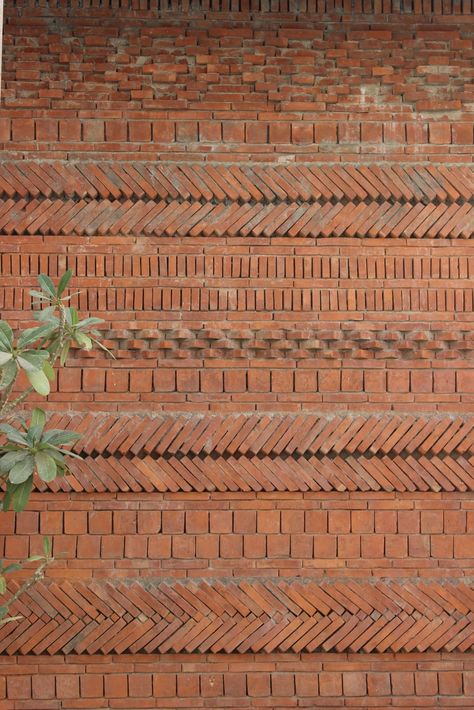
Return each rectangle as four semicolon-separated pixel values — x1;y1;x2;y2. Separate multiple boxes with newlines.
5;285;474;314
6;0;474;14
24;363;474;410
1;577;474;654
1;654;472;708
0;162;471;204
9;500;474;537
5;513;474;573
4;251;474;281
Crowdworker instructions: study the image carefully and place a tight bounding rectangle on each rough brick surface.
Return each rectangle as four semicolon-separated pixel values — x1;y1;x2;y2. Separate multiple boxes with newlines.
2;3;474;163
1;0;474;707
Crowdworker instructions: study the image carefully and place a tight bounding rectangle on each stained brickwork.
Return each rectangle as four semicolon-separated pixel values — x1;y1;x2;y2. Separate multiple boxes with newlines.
0;0;474;707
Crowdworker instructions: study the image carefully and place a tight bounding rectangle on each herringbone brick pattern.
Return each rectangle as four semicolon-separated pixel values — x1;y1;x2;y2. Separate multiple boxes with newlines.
9;412;474;493
0;162;472;238
1;578;473;655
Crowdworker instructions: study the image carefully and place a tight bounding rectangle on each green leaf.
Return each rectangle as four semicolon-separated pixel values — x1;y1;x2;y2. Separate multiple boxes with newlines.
0;352;12;366
26;555;45;563
35;451;57;482
18;325;55;349
30;290;51;302
1;484;14;512
66;307;78;326
43;361;55;381
31;408;46;431
0;577;5;595
9;456;34;484
43;536;51;557
50;447;83;460
0;360;18;391
76;317;104;329
0;426;29;446
45;448;65;464
2;563;21;574
11;477;34;512
37;274;56;298
0;452;28;474
57;270;73;297
0;321;13;350
17;350;49;373
42;429;82;446
26;369;50;396
35;306;58;324
60;342;70;366
74;332;92;350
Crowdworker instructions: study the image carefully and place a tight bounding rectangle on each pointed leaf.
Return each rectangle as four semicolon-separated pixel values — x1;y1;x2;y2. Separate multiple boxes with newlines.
30;290;51;301
57;270;73;297
18;325;56;348
37;274;56;298
76;317;104;329
0;426;29;446
41;429;81;446
60;342;70;366
43;536;51;557
2;563;21;574
11;477;33;512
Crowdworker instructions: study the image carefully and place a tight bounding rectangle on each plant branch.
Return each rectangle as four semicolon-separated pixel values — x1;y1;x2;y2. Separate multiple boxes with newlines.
0;558;52;625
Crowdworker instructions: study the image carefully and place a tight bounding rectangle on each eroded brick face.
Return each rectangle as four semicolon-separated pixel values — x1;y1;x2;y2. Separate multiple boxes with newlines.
0;0;473;707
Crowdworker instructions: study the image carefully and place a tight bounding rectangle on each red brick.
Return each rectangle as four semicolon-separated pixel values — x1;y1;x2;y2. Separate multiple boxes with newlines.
12;118;34;141
319;672;342;696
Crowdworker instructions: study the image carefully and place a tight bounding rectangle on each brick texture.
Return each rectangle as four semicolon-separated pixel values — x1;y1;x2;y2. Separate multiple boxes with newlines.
1;0;474;707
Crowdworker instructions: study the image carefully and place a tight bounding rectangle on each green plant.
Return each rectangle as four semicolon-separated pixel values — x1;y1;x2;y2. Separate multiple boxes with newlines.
0;271;109;624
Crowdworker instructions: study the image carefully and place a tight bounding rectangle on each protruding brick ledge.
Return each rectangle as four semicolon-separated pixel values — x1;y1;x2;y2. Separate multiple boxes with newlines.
2;577;474;655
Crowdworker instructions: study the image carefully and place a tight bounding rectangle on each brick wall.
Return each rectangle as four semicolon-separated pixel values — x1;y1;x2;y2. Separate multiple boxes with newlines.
0;0;473;707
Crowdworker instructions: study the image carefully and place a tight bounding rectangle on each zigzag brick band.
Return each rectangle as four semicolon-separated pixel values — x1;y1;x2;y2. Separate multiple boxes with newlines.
1;578;474;655
13;413;474;493
0;162;472;238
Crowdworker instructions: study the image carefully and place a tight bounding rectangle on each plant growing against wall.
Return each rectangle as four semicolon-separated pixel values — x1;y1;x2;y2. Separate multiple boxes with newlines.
0;271;108;623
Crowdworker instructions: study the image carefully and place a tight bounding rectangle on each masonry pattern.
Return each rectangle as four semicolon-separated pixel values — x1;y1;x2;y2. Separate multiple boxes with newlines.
1;0;474;707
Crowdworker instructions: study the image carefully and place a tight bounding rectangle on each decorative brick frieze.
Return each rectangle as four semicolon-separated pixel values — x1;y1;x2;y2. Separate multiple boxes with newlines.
2;577;474;654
